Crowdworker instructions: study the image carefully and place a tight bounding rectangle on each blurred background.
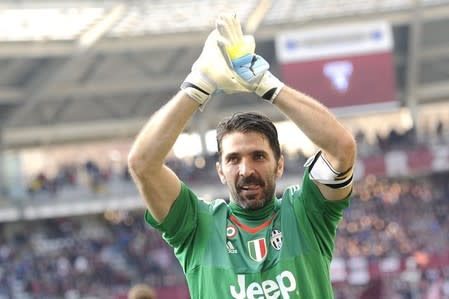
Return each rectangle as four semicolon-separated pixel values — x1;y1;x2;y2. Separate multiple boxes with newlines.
0;0;448;298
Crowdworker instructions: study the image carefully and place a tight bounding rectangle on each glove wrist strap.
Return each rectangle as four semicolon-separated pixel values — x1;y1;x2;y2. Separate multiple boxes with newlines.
181;72;216;110
255;71;285;103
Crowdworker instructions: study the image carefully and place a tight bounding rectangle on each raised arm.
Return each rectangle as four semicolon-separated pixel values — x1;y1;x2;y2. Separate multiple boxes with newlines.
128;91;199;223
128;26;254;222
216;13;356;201
273;86;357;200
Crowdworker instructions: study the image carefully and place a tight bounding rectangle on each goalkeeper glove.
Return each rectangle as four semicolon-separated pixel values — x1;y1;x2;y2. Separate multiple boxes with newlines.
181;30;249;110
216;13;284;103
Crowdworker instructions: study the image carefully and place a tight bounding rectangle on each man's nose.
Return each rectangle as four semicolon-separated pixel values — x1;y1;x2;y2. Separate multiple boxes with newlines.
239;158;255;177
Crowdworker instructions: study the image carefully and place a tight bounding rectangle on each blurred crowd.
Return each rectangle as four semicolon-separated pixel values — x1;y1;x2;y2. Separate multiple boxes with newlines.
355;118;447;158
0;211;186;299
334;170;449;299
26;159;116;199
0;122;448;298
0;169;448;298
16;119;447;200
338;171;449;259
22;155;221;201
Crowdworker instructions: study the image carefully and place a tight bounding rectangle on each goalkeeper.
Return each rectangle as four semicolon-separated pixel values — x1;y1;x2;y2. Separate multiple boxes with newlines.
128;13;356;299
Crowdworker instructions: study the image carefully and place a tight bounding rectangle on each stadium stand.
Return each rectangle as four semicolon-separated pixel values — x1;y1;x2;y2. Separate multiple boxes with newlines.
109;0;257;36
1;163;448;298
0;6;106;41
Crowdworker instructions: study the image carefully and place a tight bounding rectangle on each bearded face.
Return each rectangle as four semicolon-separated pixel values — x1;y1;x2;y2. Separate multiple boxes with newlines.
216;131;284;210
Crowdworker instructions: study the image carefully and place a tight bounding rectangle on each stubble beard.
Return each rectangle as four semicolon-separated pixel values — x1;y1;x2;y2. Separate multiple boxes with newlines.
230;175;277;210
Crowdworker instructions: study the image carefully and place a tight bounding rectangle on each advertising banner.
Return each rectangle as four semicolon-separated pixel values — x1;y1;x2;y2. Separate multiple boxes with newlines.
276;21;397;114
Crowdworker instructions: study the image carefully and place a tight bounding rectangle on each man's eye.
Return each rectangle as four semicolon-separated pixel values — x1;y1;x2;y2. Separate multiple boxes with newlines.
228;157;239;163
254;154;265;160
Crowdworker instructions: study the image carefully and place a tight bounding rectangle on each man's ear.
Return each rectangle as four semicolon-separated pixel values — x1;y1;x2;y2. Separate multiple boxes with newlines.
276;155;285;178
216;161;226;184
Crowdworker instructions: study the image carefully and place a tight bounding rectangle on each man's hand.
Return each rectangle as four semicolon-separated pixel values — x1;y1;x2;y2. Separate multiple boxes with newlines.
181;30;251;110
216;13;285;103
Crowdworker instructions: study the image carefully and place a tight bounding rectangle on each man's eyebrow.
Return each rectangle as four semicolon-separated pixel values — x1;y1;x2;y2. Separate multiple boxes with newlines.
253;150;269;155
224;152;239;159
224;150;269;159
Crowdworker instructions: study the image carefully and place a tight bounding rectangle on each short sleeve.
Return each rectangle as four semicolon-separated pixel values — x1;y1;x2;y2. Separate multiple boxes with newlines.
144;182;199;250
292;168;351;260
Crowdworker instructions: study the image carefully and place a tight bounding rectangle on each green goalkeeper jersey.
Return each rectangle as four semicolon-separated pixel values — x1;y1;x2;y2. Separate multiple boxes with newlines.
145;169;350;299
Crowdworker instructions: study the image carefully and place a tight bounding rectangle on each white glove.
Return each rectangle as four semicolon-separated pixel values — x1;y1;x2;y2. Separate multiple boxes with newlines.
216;13;284;103
181;30;250;110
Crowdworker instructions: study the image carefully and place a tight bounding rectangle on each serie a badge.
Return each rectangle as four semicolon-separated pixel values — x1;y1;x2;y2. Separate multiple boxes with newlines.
227;224;237;239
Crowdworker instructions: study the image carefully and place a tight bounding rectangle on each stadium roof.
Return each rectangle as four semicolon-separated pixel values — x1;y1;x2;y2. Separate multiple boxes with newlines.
1;0;449;148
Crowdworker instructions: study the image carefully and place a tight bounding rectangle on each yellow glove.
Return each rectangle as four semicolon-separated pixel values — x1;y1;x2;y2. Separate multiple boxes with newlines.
181;29;251;110
216;13;255;60
216;13;285;103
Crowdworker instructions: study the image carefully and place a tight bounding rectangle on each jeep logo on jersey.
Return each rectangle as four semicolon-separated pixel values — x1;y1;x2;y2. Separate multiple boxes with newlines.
270;229;283;251
248;238;267;262
230;270;297;299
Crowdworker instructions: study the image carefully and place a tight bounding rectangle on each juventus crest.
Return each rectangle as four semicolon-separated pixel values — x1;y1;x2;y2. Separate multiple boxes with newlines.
270;229;283;251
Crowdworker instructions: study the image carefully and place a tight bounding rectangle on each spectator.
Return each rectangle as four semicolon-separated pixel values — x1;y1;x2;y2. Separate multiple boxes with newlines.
128;283;156;299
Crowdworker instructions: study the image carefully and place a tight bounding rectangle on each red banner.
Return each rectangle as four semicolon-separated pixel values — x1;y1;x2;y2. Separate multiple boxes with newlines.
275;21;398;113
279;52;396;109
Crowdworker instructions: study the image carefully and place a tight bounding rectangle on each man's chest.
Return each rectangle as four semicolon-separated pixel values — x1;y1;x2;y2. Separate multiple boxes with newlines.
224;213;284;272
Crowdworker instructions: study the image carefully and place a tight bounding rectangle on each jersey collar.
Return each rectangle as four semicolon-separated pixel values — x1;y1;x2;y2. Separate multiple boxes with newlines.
229;198;276;220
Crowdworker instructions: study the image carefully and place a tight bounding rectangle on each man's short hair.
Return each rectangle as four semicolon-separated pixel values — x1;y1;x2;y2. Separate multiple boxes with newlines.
128;284;156;299
216;112;281;161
